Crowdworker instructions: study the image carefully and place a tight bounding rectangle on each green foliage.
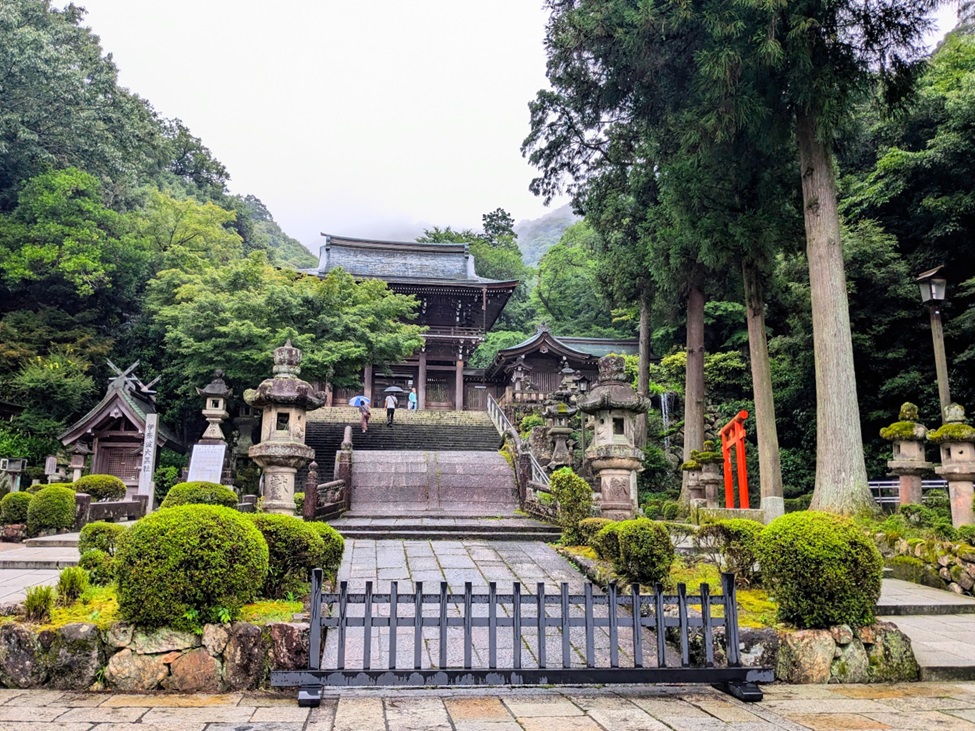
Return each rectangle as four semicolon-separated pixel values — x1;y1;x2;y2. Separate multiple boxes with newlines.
661;501;681;522
549;467;593;545
247;513;327;598
0;491;33;524
78;521;128;557
590;521;624;562
160;481;238;509
25;485;76;536
114;505;269;630
519;414;546;437
24;585;55;623
9;349;96;424
294;492;305;517
74;474;126;502
784;494;812;513
695;519;764;586
306;521;346;580
56;566;89;606
757;512;883;629
577;517;615;547
78;549;115;586
929;422;975;444
615;519;676;585
153;466;181;506
957;525;975;546
468;330;529;369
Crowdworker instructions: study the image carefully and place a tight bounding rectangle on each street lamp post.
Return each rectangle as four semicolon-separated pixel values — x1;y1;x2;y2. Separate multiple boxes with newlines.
915;265;951;419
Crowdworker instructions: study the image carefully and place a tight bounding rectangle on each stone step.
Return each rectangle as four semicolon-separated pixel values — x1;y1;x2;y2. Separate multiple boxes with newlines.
877;578;975;616
309;407;495;426
334;528;560;541
327;515;561;542
0;547;79;570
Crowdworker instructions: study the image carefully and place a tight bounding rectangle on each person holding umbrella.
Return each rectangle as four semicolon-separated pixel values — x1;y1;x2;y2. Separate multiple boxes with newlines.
349;396;371;432
384;390;399;427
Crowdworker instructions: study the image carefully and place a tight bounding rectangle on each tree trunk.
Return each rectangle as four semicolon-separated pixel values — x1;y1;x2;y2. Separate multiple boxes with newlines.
635;292;651;450
679;283;706;504
795;109;875;516
742;259;783;504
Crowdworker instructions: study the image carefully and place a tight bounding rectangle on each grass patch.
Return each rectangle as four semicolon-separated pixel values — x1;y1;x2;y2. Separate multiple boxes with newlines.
561;545;598;561
40;584;120;630
239;600;303;624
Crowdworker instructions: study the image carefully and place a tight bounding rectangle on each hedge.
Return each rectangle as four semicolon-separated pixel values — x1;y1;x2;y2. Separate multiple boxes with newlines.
159;481;238;509
615;518;675;585
78;548;115;586
307;520;346;580
248;513;327;598
0;492;33;525
26;485;76;536
74;474;126;502
78;521;128;556
549;467;592;545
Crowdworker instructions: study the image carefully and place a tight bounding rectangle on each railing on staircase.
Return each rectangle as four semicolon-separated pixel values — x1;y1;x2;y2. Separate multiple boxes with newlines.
487;394;550;487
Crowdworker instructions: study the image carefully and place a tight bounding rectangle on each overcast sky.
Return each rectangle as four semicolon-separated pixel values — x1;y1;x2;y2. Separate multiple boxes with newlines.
69;1;960;252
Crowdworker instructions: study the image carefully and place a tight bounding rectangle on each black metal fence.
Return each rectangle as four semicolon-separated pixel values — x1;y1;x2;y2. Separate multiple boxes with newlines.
271;569;772;706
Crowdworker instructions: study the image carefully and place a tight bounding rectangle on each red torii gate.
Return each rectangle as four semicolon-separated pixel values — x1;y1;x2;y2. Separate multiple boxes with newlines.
719;410;750;509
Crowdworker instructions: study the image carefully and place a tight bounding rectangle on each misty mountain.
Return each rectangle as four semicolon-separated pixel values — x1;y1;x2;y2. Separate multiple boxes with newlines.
514;204;579;266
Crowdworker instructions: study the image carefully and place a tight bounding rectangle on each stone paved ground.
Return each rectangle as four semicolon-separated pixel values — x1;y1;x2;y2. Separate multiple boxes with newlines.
9;682;975;730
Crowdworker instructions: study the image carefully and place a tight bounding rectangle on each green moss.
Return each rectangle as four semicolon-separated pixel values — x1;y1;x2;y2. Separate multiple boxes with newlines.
899;402;920;421
880;421;924;441
689;448;723;464
239;599;304;624
929;422;975;444
39;585;119;630
680;460;702;471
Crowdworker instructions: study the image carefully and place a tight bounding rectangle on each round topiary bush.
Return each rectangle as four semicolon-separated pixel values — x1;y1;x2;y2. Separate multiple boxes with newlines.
74;474;126;502
27;482;74;494
590;521;624;562
695;518;764;586
159;481;238;509
549;467;593;545
756;511;883;629
78;548;115;586
0;491;33;525
248;513;326;598
78;521;128;556
114;505;269;629
26;485;77;536
578;517;614;547
616;519;676;584
307;520;345;579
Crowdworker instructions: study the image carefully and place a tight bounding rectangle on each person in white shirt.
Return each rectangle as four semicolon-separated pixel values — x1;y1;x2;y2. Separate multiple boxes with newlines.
384;393;398;427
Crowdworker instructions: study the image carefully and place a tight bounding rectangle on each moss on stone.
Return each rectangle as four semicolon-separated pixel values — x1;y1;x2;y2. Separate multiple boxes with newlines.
880;421;925;441
899;402;920;421
681;460;702;471
689;449;723;464
928;422;975;444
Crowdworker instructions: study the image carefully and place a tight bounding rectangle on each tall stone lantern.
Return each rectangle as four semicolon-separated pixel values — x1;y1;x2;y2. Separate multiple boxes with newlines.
578;355;650;520
929;403;975;528
244;341;326;515
880;402;931;507
196;370;233;442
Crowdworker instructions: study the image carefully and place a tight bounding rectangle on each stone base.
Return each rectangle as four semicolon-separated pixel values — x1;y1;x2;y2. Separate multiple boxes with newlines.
260;465;298;516
695;506;768;525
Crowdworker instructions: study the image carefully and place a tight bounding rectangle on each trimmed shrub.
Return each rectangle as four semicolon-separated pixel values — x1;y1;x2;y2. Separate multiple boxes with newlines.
248;513;326;598
591;521;624;562
56;566;89;606
957;524;975;546
0;491;33;524
26;485;76;536
24;585;55;623
27;482;74;494
756;511;883;629
78;521;128;557
115;505;269;630
661;501;681;521
616;519;676;585
294;492;305;517
307;521;346;579
549;467;593;545
74;474;126;502
160;481;237;509
642;499;663;520
784;494;813;513
695;519;764;586
578;517;614;547
79;549;115;586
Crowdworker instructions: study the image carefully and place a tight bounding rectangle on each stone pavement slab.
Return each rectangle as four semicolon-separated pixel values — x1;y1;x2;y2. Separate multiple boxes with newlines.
879;579;975;615
4;684;975;730
879;613;975;680
0;567;59;603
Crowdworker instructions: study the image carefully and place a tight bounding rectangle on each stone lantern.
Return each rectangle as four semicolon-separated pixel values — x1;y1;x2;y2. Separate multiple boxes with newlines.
578;355;650;520
244;341;326;515
930;403;975;528
880;402;931;506
69;443;90;483
196;370;233;442
544;365;580;471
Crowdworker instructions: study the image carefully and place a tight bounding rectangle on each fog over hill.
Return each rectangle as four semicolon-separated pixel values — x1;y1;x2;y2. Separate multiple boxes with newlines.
514;204;579;266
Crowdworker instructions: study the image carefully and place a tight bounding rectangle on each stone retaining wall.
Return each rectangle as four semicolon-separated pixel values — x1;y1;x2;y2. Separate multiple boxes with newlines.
876;533;975;595
0;621;309;692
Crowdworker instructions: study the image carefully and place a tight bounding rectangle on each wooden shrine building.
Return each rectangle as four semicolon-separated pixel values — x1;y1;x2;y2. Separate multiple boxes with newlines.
311;234;517;410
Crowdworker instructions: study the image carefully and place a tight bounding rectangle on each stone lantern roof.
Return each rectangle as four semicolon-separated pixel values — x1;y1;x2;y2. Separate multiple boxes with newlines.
243;341;326;411
577;355;651;415
196;369;233;400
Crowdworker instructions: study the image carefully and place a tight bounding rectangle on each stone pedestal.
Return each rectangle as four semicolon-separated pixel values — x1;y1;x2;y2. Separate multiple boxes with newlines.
928;404;975;528
590;448;642;520
701;464;722;508
889;437;931;507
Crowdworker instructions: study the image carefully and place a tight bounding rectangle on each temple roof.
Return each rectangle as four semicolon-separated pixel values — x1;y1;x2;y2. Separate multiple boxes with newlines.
60;373;183;450
310;234;518;289
484;328;640;380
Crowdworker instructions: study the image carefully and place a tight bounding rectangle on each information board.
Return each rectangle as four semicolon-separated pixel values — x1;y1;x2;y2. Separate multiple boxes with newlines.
187;443;227;484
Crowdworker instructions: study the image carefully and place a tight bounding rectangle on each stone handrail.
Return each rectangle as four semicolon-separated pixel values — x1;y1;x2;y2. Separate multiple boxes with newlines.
487;393;549;487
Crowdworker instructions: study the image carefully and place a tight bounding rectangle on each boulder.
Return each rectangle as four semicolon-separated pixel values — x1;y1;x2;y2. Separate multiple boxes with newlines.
266;622;309;671
829;638;870;684
830;624;854;646
129;628;201;654
223;622;264;690
46;623;103;690
0;623;47;687
104;622;134;649
104;648;169;691
776;630;835;684
865;622;920;682
203;624;230;656
166;648;221;692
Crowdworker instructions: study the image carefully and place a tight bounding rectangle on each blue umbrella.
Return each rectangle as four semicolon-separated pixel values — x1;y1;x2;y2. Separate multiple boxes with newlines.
348;395;370;407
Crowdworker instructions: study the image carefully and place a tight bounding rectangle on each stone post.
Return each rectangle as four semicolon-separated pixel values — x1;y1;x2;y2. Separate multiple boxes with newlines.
880;402;931;506
930;404;975;528
245;341;326;515
578;355;651;520
303;462;318;521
